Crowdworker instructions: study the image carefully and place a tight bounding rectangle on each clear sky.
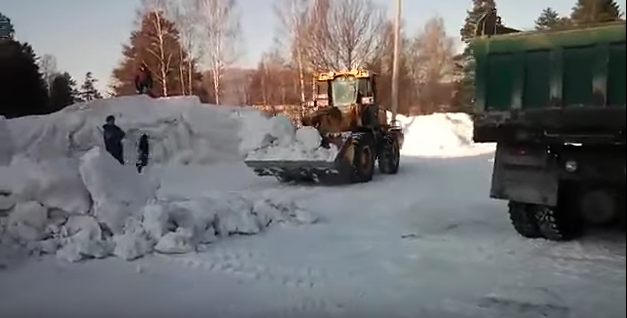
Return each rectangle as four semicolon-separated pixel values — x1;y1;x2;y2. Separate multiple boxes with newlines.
1;0;625;92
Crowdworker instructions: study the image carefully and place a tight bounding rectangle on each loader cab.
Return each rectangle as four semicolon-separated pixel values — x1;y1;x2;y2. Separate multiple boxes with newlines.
308;70;377;110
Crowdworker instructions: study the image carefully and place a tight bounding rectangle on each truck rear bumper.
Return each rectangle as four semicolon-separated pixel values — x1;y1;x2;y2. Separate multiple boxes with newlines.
490;143;626;206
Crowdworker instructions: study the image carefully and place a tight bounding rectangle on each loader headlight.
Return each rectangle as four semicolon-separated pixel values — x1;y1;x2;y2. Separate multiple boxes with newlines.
361;96;374;104
565;160;577;172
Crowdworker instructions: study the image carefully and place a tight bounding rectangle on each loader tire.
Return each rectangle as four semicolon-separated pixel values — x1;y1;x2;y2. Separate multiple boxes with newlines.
350;132;375;183
378;133;400;174
508;201;542;239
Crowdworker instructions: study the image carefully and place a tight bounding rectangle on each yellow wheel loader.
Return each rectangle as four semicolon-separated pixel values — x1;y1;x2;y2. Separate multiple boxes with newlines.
244;69;404;184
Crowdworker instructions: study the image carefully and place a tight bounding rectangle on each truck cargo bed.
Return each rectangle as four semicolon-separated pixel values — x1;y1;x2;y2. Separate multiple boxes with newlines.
472;22;626;144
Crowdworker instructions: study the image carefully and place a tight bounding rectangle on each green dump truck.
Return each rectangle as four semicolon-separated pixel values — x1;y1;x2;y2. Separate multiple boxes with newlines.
472;12;626;241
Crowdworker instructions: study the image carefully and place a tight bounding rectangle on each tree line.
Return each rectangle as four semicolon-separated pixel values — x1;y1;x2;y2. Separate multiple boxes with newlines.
1;0;624;119
0;12;104;118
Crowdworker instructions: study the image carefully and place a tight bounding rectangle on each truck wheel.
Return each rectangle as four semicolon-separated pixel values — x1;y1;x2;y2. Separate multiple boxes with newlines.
580;188;617;226
508;201;542;238
378;133;400;174
350;132;375;183
531;204;580;241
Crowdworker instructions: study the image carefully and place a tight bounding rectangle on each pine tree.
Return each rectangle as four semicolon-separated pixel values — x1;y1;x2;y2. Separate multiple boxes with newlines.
460;0;496;43
49;72;80;112
0;40;49;118
570;0;623;26
535;7;574;31
0;11;15;40
535;8;560;30
111;10;204;98
79;72;103;101
457;0;497;112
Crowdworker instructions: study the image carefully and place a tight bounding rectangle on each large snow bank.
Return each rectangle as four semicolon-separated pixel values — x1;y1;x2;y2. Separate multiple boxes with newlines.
392;112;495;157
240;113;338;161
3;95;243;165
0;145;317;262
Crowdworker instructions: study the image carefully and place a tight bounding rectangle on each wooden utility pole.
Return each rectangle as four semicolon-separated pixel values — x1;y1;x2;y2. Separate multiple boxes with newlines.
391;0;401;122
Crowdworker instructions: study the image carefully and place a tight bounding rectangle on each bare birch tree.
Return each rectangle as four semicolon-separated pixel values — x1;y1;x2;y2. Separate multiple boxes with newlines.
273;0;310;103
141;0;176;96
408;16;455;113
303;0;385;70
195;0;242;105
39;54;57;93
168;0;203;95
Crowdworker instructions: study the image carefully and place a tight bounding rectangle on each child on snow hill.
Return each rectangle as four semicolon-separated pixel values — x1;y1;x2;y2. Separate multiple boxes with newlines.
134;65;153;96
102;115;125;164
136;133;149;173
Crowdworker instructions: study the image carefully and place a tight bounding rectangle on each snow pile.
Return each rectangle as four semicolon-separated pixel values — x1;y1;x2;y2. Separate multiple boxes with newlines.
0;146;317;262
79;147;157;234
240;113;338;161
392;112;495;157
3;95;243;165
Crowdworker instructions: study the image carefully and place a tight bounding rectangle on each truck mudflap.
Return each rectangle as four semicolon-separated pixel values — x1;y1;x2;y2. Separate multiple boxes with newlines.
490;143;559;206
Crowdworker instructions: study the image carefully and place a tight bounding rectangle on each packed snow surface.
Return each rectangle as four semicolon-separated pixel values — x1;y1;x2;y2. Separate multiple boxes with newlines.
241;113;339;161
0;97;623;318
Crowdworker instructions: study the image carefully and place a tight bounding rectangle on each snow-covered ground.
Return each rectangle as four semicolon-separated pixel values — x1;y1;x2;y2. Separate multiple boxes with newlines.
0;97;624;318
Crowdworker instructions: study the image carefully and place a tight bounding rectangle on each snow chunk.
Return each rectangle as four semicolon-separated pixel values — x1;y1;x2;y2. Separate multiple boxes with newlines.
79;147;156;234
241;112;338;161
295;126;322;151
11;157;91;214
0;194;15;212
63;215;101;239
269;115;296;146
56;233;110;262
238;110;273;154
166;199;217;244
212;193;260;236
6;201;48;242
253;197;319;227
154;228;195;254
113;218;153;261
141;203;170;241
56;215;110;262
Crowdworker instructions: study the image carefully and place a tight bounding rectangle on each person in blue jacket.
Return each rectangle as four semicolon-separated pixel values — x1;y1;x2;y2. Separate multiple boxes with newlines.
102;115;125;164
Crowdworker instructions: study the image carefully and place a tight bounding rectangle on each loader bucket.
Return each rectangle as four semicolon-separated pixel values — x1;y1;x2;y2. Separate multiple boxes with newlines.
244;159;351;184
244;133;354;184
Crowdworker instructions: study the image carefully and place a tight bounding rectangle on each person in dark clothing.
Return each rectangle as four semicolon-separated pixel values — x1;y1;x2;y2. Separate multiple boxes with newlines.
136;133;149;173
102;115;125;164
134;65;153;95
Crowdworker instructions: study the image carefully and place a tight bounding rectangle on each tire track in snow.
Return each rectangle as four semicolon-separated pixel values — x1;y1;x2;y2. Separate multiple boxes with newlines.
154;248;351;316
155;248;325;289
